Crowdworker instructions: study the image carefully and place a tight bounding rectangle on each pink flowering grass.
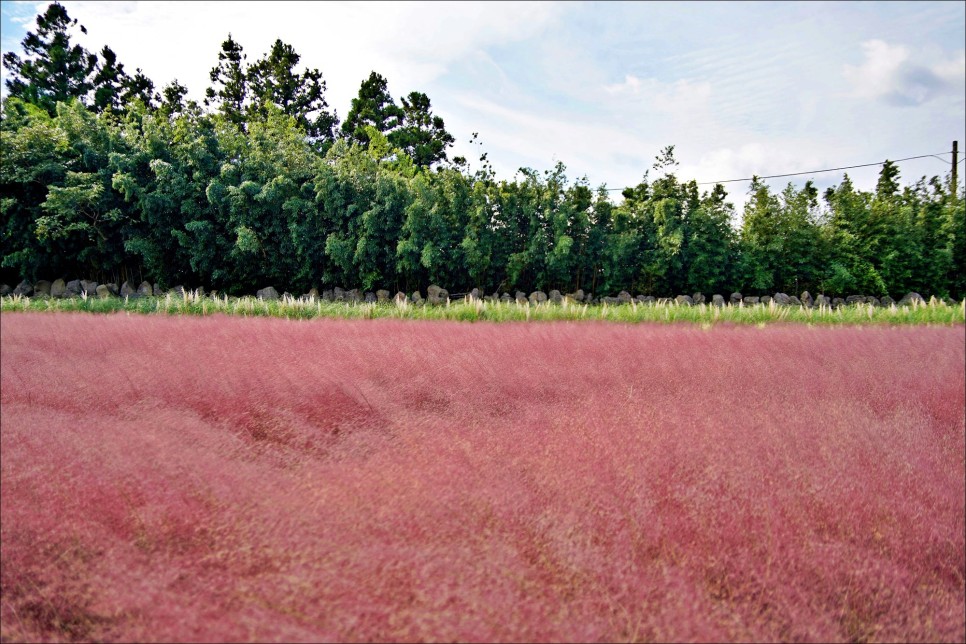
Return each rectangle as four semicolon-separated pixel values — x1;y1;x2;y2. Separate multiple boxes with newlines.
1;312;963;642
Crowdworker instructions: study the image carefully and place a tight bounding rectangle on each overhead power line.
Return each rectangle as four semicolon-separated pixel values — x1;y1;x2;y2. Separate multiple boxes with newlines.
604;150;956;191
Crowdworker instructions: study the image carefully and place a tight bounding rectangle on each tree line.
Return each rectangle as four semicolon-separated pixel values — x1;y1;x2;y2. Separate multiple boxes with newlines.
2;3;963;299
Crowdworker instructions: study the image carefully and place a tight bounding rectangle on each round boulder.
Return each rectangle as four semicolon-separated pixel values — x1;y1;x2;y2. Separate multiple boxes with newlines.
427;285;448;305
256;286;279;301
33;280;51;296
897;292;924;307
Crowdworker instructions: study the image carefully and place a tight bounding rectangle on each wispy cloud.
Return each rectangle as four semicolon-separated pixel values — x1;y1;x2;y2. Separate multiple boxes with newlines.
604;75;712;114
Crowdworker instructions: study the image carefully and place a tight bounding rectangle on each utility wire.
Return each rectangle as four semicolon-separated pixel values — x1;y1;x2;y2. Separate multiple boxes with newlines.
605;150;956;190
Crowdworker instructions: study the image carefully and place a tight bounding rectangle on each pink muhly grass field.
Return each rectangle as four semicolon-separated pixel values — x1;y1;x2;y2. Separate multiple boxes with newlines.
1;312;963;643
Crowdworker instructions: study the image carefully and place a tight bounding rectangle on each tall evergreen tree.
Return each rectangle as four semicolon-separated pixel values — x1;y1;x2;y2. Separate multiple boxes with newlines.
246;39;339;146
391;91;454;168
90;45;156;114
205;34;248;129
2;2;97;115
341;72;404;148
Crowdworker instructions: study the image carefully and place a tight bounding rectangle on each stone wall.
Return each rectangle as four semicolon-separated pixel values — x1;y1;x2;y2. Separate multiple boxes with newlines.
2;278;942;309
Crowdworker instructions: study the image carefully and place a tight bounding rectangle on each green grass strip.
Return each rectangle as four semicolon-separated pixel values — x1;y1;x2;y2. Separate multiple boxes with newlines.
3;292;964;326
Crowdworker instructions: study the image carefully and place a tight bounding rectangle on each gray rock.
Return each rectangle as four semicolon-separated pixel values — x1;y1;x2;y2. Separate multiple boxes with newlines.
66;279;82;296
500;293;512;303
692;293;706;305
105;283;120;296
427;284;448;305
617;291;633;304
152;283;161;297
865;296;880;307
800;291;813;307
81;280;98;296
334;287;346;301
137;281;154;297
168;285;187;297
95;284;112;299
602;296;620;305
832;297;845;308
743;296;760;305
376;289;390;302
788;296;802;306
549;289;563;304
815;294;831;307
322;289;334;302
773;293;791;305
411;290;423;303
760;295;772;305
364;292;377;303
256;286;279;301
13;280;33;296
120;281;137;297
0;284;11;296
33;280;51;296
347;289;362;303
640;295;656;304
730;292;743;304
469;288;482;301
571;289;585;302
394;291;408;305
675;294;693;306
881;295;895;307
528;291;548;305
846;295;865;305
305;287;319;301
712;294;725;307
897;292;924;307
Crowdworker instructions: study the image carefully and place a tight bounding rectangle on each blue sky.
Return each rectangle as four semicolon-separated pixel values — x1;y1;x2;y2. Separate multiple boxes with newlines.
2;1;964;210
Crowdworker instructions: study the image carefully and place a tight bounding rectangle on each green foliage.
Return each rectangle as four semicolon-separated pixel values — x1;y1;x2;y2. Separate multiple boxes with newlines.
1;3;963;301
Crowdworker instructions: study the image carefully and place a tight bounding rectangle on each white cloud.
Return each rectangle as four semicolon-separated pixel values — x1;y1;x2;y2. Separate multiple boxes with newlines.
843;39;965;106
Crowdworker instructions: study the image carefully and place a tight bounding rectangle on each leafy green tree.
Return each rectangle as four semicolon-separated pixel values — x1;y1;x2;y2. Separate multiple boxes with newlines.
204;104;319;292
341;72;404;148
30;101;135;282
687;184;738;294
0;98;69;280
397;168;471;290
107;99;224;289
947;180;965;299
2;2;97;115
820;175;887;295
909;177;954;297
739;177;782;292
